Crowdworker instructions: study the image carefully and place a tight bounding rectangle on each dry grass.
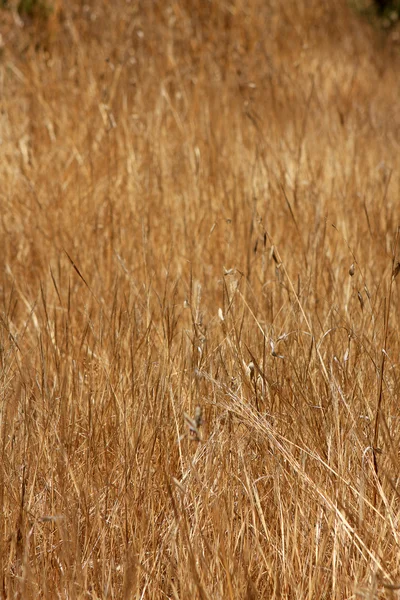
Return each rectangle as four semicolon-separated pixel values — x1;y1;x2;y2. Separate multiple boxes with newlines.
2;1;400;597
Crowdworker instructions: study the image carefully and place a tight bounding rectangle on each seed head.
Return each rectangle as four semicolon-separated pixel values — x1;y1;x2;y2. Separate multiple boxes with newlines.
247;361;255;381
393;262;400;280
183;405;203;442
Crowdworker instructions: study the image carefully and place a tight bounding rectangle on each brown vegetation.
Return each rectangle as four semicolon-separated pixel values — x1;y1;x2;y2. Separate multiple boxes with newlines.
2;1;400;597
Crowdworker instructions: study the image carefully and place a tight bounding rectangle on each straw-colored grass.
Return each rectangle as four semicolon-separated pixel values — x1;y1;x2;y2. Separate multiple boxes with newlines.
2;1;400;597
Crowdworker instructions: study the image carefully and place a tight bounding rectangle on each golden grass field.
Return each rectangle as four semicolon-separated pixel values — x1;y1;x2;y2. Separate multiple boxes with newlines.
2;0;400;597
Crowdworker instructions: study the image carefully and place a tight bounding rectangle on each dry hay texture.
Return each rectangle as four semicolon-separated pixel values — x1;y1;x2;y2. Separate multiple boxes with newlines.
1;0;400;598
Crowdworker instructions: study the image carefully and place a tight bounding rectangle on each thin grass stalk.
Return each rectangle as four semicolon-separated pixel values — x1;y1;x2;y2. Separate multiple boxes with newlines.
373;225;400;506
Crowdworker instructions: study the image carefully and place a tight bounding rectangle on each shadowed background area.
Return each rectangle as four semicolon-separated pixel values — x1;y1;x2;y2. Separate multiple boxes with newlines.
1;1;400;597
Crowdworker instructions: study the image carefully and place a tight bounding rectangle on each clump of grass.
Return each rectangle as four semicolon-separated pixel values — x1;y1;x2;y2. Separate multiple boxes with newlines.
1;0;400;597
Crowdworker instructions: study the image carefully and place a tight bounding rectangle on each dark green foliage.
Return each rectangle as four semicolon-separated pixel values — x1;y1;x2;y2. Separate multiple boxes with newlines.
0;0;53;17
351;0;400;27
374;0;400;14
